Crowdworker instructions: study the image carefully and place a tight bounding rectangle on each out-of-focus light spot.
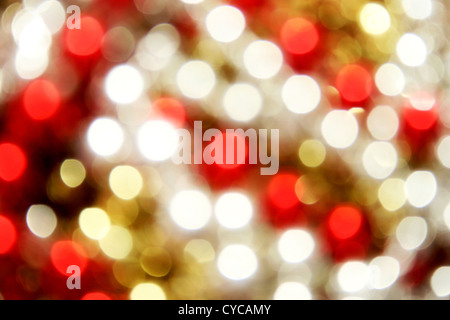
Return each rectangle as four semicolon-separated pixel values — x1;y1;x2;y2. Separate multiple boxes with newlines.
140;247;172;277
368;256;400;290
321;110;359;149
396;33;427;67
23;79;60;120
206;6;245;43
105;65;144;104
137;120;179;162
431;267;450;297
299;140;326;168
337;261;369;293
151;97;186;128
180;0;203;4
142;24;180;58
378;179;407;212
99;226;133;259
184;239;215;263
217;244;257;281
109;166;143;200
102;26;136;63
223;83;262;122
177;61;215;99
282;75;321;114
87;118;124;157
328;205;363;240
243;40;283;79
375;63;405;96
215;192;253;229
404;94;438;131
26;205;57;238
280;18;319;55
169;190;212;230
15;50;48;80
405;171;437;208
60;159;86;188
50;241;88;275
336;64;373;103
274;282;312;300
0;143;27;182
79;208;111;240
13;11;51;57
367;105;399;140
443;203;450;231
37;0;66;34
362;141;397;180
65;16;104;56
267;173;299;210
0;216;16;254
396;217;428;250
82;292;111;300
359;3;391;35
278;229;315;263
130;283;166;300
402;0;433;20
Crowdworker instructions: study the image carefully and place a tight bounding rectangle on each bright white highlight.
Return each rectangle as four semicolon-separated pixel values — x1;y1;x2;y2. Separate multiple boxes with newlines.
243;40;283;79
278;229;315;263
105;65;144;104
405;171;437;208
431;267;450;297
375;64;405;96
26;205;57;238
274;282;312;300
177;61;216;99
321;110;359;149
368;256;400;290
217;245;257;281
396;33;427;67
367;105;399;140
137;120;179;162
396;217;428;250
362;141;398;179
402;0;433;20
337;261;369;293
206;6;245;43
359;3;391;35
170;190;212;230
282;75;321;114
87;118;124;157
215;192;253;229
223;83;262;122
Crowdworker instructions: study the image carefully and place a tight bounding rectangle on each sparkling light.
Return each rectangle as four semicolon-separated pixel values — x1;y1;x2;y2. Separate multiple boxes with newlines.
362;141;398;180
396;33;427;67
437;136;450;168
274;282;312;300
278;229;315;263
396;217;428;250
169;190;212;230
15;50;48;80
60;159;86;188
79;208;111;240
105;65;144;104
405;171;437;208
206;6;245;43
378;179;407;212
367;105;399;140
431;267;450;297
280;18;319;55
359;3;391;35
243;40;283;79
99;226;133;259
368;256;400;290
215;192;253;229
223;83;262;122
402;0;433;20
130;283;166;300
37;0;66;34
87;118;124;157
282;75;321;114
177;61;216;99
137;120;179;162
13;11;51;57
321;110;359;149
337;261;369;293
109;166;143;200
26;205;57;238
375;63;405;96
217;244;257;281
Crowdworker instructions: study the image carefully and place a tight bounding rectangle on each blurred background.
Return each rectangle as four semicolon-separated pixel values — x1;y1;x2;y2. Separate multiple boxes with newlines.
0;0;450;300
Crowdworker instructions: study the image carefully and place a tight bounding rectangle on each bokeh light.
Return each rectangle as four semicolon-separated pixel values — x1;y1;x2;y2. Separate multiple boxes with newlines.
280;18;319;55
26;205;57;238
169;190;212;230
278;229;315;263
0;216;17;254
217;244;258;281
0;143;27;182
